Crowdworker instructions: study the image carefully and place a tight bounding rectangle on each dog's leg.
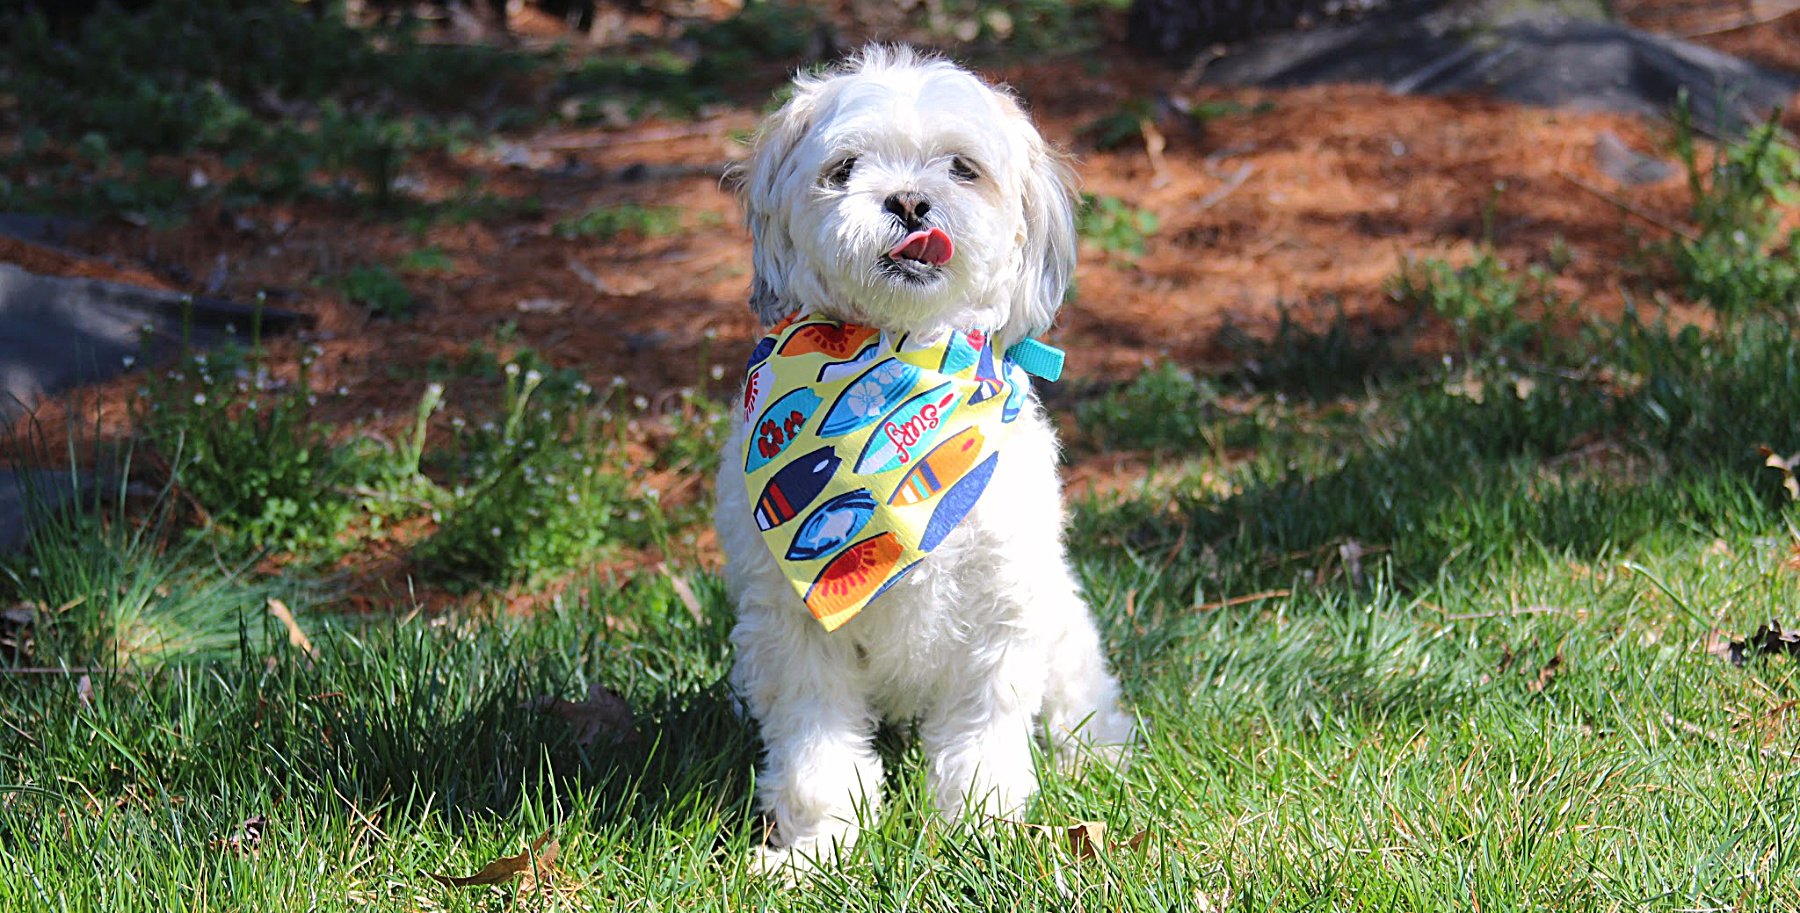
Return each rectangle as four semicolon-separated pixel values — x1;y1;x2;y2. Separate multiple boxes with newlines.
1035;571;1136;772
731;604;881;874
919;636;1046;823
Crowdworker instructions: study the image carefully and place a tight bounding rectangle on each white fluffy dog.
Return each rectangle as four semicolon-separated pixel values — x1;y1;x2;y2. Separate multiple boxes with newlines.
717;45;1134;872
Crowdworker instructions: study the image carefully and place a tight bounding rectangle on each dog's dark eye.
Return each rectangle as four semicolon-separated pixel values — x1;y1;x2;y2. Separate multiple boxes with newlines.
826;157;857;188
949;156;980;182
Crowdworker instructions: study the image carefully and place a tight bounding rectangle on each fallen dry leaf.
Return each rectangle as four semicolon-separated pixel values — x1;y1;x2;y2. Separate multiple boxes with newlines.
660;566;706;624
266;598;317;658
430;830;558;890
1751;620;1800;658
1703;620;1800;666
210;814;268;855
1528;653;1564;693
1014;819;1150;860
1193;887;1235;911
1705;630;1748;667
529;682;640;747
1141;117;1169;188
1760;447;1800;500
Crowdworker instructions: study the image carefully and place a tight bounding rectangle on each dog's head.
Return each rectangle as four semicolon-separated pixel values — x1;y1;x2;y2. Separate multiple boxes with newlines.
735;45;1077;344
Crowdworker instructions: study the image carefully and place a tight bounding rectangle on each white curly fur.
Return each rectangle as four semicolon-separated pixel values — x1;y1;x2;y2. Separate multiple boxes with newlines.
718;45;1134;875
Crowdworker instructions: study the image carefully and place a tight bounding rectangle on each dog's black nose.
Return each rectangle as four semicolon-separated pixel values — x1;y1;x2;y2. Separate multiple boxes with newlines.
884;191;932;229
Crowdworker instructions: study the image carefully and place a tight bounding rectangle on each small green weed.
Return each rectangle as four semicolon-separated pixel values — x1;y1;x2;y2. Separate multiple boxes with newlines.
1077;193;1159;258
1077;100;1158;151
554;203;684;240
336;265;415;320
1670;99;1800;317
1388;248;1572;364
416;363;653;587
395;246;455;274
134;341;359;553
1076;362;1219;454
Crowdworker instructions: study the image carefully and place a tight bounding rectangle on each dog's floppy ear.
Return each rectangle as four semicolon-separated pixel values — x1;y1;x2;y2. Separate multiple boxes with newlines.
731;82;820;327
1007;120;1079;344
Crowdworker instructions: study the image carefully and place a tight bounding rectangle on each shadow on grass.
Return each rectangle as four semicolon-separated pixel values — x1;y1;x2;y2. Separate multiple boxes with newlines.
0;556;759;848
257;576;759;834
1074;311;1798;598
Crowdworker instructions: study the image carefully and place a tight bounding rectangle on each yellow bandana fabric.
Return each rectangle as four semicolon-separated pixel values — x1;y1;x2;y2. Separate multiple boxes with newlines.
740;313;1028;631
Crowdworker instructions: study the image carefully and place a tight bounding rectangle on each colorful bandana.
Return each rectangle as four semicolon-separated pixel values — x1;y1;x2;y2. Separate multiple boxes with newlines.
740;313;1033;631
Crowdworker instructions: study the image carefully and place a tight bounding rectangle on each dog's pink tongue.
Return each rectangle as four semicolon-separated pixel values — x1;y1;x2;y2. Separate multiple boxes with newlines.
888;228;954;266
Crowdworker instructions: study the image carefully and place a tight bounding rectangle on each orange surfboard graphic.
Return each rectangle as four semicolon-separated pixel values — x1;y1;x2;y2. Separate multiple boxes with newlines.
887;425;985;506
804;532;903;629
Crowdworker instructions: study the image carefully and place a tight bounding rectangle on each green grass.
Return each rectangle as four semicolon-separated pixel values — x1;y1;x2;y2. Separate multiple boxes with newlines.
9;293;1800;908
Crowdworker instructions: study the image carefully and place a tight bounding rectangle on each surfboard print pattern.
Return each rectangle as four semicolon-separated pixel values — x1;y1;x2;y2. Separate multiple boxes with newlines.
740;316;1027;631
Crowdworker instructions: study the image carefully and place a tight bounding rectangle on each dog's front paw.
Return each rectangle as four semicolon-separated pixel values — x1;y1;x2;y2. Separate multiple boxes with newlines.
746;843;806;884
746;834;848;883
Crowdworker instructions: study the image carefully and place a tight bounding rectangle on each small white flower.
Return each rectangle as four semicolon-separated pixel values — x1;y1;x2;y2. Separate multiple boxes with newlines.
524;369;542;385
709;364;725;380
307;395;318;406
336;386;348;397
193;393;207;406
632;395;649;410
490;526;502;537
505;363;521;377
610;375;627;388
121;355;137;369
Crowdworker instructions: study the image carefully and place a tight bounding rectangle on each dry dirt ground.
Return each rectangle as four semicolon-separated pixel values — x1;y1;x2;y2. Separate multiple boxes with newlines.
4;1;1798;600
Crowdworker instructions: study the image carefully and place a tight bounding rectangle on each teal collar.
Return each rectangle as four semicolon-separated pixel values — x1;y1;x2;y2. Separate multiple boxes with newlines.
1004;337;1064;382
